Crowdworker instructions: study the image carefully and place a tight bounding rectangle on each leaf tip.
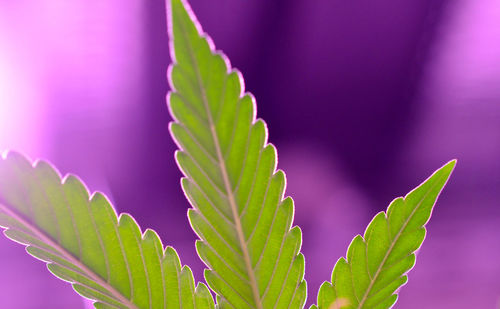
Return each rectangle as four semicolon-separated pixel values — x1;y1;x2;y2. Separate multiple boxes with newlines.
0;150;30;165
166;0;204;55
435;159;457;186
0;149;9;160
444;158;457;171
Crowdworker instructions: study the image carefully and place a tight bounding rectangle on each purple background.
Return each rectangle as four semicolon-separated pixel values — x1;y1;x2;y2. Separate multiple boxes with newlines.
0;0;499;307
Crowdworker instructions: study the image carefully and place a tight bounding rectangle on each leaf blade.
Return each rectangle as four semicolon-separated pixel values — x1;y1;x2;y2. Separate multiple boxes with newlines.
315;160;456;308
167;0;306;308
0;151;213;309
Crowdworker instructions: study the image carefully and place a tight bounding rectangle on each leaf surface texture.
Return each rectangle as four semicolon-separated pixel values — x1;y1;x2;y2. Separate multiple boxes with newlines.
167;0;307;308
0;152;214;309
314;161;456;309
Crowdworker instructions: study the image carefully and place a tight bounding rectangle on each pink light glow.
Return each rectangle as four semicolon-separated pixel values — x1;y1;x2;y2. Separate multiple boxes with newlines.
424;0;500;105
0;0;147;307
0;24;45;157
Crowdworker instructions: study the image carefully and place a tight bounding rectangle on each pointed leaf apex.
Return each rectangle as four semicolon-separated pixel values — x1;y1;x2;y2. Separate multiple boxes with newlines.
431;159;457;187
443;158;457;171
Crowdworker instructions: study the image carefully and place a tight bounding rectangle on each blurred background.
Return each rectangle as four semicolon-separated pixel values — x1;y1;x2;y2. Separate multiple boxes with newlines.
0;0;499;307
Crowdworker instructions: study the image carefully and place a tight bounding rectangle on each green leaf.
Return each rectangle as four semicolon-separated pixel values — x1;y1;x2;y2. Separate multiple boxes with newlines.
315;160;456;309
0;151;214;309
166;0;307;308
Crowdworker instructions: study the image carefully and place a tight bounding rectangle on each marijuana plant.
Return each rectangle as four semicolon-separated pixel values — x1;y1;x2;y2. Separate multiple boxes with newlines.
0;0;455;308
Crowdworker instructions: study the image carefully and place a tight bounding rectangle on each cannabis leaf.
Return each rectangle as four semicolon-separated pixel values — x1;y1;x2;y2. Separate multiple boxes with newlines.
0;151;214;309
313;160;456;309
167;0;307;308
0;0;457;307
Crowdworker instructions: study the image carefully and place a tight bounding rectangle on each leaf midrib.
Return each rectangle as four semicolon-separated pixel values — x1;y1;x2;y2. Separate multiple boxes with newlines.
0;202;139;309
173;9;263;309
355;175;444;308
